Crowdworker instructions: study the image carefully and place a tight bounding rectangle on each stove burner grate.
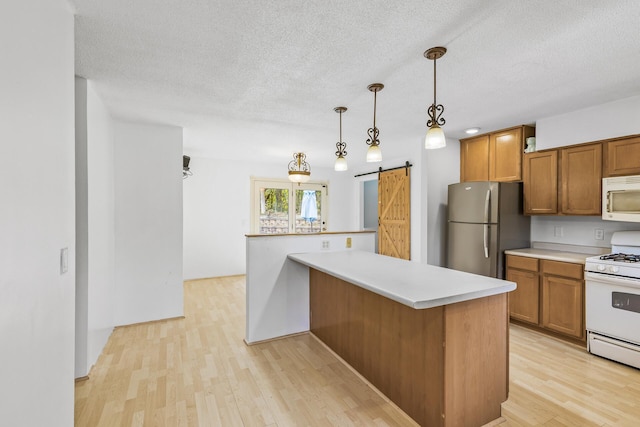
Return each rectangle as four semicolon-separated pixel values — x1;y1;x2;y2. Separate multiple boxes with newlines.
599;253;640;263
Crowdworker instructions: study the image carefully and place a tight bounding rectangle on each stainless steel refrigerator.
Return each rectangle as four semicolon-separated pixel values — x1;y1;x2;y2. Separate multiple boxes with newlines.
446;181;530;279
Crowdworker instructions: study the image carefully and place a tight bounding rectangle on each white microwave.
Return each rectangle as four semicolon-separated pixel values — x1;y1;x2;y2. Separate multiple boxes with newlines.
602;175;640;222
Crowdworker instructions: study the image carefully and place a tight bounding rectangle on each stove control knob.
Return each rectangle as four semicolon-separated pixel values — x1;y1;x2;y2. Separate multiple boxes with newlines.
610;266;619;273
597;264;606;271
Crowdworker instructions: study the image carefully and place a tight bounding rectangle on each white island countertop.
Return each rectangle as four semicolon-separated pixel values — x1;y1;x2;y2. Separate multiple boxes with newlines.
288;250;516;309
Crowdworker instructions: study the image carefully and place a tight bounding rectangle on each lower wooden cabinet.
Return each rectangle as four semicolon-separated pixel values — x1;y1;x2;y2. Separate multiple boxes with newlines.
541;275;583;338
506;255;585;341
506;260;539;325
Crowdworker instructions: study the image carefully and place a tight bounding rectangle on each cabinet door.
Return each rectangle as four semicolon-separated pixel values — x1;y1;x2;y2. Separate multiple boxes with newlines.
489;128;523;182
603;136;640;177
460;135;489;182
523;150;558;214
541;275;584;339
560;143;602;215
507;268;539;325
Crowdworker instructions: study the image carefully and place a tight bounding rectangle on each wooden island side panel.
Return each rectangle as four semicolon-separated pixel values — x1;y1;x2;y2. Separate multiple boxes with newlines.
310;269;444;426
309;268;509;427
443;293;509;426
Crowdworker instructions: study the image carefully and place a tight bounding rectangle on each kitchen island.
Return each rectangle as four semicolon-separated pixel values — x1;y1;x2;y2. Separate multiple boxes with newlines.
288;250;515;427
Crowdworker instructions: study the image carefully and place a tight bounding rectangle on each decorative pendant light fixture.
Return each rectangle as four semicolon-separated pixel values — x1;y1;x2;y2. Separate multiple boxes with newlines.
365;83;384;162
424;46;447;149
334;106;348;171
288;152;311;185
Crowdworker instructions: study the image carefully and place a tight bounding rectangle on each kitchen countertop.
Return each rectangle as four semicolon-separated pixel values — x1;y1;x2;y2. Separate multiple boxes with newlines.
504;248;595;264
288;250;515;309
504;240;612;264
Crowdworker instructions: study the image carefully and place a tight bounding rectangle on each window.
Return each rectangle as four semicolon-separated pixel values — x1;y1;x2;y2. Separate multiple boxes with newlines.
251;179;328;234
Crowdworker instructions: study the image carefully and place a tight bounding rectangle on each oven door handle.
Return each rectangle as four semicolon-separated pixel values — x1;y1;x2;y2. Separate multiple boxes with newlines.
585;271;640;287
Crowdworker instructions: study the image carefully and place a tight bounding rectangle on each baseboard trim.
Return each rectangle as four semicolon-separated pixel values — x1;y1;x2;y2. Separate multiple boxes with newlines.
184;274;246;283
114;316;185;329
244;331;308;346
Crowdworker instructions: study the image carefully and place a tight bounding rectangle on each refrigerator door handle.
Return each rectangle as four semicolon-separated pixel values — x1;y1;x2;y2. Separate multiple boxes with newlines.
484;189;491;223
483;224;489;258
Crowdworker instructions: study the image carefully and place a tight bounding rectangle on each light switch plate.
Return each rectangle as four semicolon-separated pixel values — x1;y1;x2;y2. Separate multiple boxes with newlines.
60;247;68;274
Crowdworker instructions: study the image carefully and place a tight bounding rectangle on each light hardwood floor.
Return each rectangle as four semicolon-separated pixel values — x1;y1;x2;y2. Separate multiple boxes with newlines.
75;276;640;426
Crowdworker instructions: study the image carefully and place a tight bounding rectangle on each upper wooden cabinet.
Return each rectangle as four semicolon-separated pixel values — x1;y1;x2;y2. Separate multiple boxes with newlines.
460;125;535;182
460;134;489;182
524;143;602;216
523;150;558;215
560;143;602;215
490;127;530;181
603;135;640;177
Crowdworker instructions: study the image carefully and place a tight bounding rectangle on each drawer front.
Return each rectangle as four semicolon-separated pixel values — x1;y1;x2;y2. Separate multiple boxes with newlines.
506;255;538;272
541;259;583;279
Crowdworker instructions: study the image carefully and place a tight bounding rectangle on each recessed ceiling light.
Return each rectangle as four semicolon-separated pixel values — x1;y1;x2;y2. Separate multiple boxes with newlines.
465;127;480;135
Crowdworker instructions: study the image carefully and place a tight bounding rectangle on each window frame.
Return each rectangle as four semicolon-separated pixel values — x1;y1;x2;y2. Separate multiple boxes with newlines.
250;177;328;234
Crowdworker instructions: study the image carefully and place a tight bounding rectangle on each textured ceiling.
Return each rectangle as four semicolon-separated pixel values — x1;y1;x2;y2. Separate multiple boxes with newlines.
72;0;640;169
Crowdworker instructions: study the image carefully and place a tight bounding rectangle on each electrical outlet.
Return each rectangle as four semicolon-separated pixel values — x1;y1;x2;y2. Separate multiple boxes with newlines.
595;229;604;240
346;237;352;248
554;226;563;237
322;240;330;249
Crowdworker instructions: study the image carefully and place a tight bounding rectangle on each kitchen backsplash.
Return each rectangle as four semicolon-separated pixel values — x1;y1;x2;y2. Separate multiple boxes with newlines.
531;216;640;248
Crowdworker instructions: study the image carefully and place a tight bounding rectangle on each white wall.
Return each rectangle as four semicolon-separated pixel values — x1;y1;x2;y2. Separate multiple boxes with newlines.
0;0;76;424
86;81;116;370
425;139;460;266
245;232;375;343
183;157;355;280
531;216;640;248
114;121;184;325
75;77;116;378
536;95;640;150
75;78;90;378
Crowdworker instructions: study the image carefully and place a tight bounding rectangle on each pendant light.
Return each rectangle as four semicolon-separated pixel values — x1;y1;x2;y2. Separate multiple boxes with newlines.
288;152;311;185
334;106;348;171
365;83;384;162
424;47;447;149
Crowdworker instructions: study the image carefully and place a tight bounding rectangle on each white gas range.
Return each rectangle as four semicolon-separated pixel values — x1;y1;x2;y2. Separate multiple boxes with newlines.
585;231;640;369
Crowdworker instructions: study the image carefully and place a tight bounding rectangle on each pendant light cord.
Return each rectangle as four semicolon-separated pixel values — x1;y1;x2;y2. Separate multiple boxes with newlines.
433;57;437;106
373;90;377;129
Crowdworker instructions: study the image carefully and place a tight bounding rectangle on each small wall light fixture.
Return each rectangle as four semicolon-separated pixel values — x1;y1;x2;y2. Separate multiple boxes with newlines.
183;155;193;179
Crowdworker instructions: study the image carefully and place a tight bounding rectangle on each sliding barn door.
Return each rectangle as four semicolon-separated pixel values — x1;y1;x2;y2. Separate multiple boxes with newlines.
378;168;411;260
